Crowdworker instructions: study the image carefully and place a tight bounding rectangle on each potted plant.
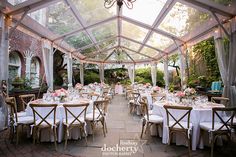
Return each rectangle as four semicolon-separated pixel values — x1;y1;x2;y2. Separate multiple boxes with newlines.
12;77;24;89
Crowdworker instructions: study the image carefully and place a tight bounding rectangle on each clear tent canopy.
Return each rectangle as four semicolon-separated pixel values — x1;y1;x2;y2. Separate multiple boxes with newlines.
4;0;236;64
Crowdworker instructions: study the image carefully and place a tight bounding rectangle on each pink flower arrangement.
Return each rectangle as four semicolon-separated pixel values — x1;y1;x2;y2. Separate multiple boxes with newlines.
153;86;160;91
75;83;83;90
54;88;68;97
184;88;196;96
175;91;185;98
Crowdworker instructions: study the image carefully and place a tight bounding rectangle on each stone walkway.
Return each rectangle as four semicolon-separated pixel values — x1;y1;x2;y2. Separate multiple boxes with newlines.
1;95;236;157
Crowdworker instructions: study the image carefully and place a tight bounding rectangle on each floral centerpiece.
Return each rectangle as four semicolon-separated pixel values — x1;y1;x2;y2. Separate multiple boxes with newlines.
145;83;151;88
75;83;83;90
53;88;68;102
175;91;185;102
184;87;196;97
175;88;196;103
152;86;160;93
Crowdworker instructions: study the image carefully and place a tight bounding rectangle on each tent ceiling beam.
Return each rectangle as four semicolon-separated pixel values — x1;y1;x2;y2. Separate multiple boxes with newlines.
64;0;100;55
182;0;235;17
166;15;232;55
84;46;117;59
103;51;115;63
120;35;166;54
117;5;122;47
121;16;183;42
123;50;135;63
7;0;62;15
211;11;230;38
9;9;29;37
53;16;117;41
122;46;156;61
137;0;175;54
72;36;117;53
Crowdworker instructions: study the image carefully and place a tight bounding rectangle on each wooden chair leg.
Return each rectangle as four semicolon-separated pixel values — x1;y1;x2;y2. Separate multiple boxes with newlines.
211;139;214;157
91;122;95;141
129;104;133;113
188;135;191;157
104;121;108;133
82;124;88;146
101;119;106;137
53;127;57;151
37;128;40;143
64;126;68;150
9;125;14;143
145;123;150;135
140;120;146;138
16;126;19;145
32;127;36;144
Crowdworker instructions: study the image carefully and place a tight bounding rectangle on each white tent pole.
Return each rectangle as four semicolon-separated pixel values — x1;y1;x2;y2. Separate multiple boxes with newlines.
79;62;84;85
164;56;169;90
0;13;10;94
67;53;73;87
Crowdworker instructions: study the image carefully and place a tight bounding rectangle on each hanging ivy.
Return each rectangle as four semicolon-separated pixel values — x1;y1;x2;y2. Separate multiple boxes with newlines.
192;37;220;81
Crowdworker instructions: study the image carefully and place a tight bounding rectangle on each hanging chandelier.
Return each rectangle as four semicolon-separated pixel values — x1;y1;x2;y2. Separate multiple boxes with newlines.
104;0;136;10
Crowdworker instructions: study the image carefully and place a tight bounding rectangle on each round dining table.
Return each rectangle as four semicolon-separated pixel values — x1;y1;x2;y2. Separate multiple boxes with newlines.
151;100;225;150
26;98;94;143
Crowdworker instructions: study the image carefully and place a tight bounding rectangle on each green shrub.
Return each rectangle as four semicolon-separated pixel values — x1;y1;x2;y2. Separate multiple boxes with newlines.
84;70;100;85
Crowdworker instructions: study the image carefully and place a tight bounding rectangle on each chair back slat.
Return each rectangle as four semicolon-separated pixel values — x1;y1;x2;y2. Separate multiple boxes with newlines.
29;103;57;127
63;103;89;127
164;105;192;130
212;107;236;132
131;92;140;104
211;97;229;106
5;98;18;122
19;94;35;111
92;100;108;121
139;101;149;120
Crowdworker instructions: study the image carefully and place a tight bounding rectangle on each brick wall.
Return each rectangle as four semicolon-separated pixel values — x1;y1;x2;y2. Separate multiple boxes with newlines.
9;29;45;77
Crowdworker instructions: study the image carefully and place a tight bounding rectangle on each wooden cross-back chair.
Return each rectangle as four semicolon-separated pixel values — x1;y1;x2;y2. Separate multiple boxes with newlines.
89;92;100;101
29;103;59;150
102;90;112;103
19;94;35;111
86;100;109;139
164;105;193;157
80;92;89;99
129;92;141;114
199;107;236;157
151;93;166;103
139;101;163;139
63;103;89;149
5;98;34;144
211;97;229;106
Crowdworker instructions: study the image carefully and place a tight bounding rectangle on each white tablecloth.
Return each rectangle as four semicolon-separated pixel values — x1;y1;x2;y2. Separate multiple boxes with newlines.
151;101;224;150
26;99;93;143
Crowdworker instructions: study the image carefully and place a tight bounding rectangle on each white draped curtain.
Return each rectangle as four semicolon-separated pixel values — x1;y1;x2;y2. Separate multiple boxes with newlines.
42;42;54;91
151;63;157;86
178;48;187;90
128;64;135;85
99;64;104;83
163;56;169;90
67;53;73;87
214;20;236;107
79;63;84;85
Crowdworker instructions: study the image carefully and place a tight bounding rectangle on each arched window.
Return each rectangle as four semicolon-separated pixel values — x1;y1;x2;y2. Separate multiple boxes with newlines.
9;52;22;84
30;57;40;88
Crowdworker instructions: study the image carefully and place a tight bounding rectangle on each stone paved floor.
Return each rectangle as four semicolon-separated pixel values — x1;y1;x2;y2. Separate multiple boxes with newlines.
1;94;236;157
